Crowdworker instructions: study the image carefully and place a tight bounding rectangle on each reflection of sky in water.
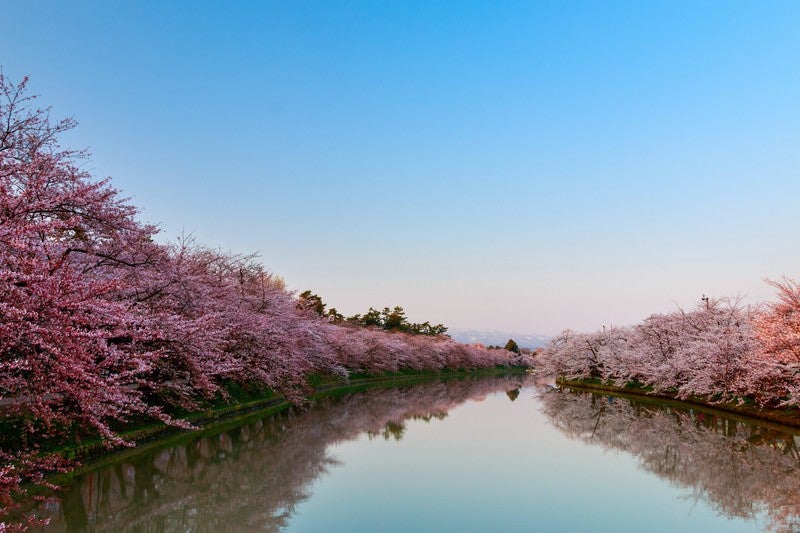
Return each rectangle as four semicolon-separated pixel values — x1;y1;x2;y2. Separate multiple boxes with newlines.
30;378;797;532
289;388;762;532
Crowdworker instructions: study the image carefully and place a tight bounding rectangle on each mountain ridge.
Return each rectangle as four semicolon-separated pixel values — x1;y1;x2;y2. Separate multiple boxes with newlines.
448;328;550;350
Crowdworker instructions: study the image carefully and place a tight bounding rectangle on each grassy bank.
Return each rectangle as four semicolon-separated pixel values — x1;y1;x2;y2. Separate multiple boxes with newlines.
0;366;528;525
557;377;800;430
36;366;528;473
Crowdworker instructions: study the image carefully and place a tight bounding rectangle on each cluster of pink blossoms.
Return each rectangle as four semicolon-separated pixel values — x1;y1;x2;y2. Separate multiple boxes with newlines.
0;75;523;521
538;284;800;406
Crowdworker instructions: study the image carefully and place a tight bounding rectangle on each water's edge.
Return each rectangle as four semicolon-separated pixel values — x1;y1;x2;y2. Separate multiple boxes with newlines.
57;367;529;481
558;377;800;430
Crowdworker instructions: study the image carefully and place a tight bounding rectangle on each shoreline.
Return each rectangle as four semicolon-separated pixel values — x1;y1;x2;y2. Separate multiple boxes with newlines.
45;367;530;479
557;377;800;431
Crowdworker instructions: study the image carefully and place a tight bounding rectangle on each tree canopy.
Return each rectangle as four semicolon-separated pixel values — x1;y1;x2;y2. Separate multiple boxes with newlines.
504;339;521;354
298;292;448;336
0;74;521;526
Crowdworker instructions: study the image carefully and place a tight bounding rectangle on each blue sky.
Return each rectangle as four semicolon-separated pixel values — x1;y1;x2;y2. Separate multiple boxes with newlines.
3;1;799;334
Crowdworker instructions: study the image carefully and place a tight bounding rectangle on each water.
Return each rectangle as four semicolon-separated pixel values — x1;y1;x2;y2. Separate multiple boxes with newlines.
27;375;800;532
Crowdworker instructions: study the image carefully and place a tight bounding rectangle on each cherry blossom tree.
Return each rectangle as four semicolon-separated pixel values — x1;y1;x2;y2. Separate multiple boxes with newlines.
0;73;523;527
0;73;169;440
538;296;767;403
748;278;800;405
753;279;800;365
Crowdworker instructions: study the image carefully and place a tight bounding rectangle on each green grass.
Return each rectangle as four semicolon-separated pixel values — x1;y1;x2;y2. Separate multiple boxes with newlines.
3;366;527;467
1;365;526;510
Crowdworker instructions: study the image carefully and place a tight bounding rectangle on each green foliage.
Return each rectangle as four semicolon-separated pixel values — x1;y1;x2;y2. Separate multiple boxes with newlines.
347;305;448;336
326;307;344;321
504;339;520;354
298;290;326;316
381;306;407;331
298;291;448;336
359;307;383;327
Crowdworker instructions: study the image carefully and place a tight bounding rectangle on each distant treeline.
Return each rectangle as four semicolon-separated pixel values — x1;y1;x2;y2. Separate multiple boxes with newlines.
298;291;448;336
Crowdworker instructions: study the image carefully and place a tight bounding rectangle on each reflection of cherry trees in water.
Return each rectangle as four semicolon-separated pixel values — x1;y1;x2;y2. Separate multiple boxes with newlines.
30;376;525;532
539;387;800;532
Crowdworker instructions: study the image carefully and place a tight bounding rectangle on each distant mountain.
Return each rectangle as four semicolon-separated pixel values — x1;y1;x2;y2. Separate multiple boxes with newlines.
447;328;551;350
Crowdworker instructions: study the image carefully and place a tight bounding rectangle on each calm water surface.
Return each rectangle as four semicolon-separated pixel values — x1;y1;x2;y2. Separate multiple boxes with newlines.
30;375;800;532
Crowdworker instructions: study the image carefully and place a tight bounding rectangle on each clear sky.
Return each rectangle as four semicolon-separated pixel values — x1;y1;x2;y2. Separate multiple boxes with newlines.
3;1;799;335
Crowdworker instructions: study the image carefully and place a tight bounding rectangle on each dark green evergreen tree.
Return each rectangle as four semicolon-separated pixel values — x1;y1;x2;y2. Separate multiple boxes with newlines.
381;306;407;331
504;339;520;354
361;307;382;327
298;290;326;316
